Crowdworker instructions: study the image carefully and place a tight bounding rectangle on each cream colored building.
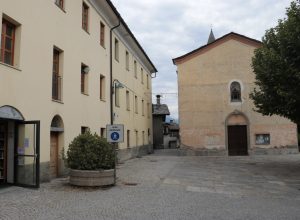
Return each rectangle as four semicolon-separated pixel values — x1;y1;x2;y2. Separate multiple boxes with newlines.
173;32;298;156
0;0;156;187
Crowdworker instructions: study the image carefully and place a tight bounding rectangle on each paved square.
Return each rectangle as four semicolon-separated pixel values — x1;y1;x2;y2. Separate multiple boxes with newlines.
1;151;300;220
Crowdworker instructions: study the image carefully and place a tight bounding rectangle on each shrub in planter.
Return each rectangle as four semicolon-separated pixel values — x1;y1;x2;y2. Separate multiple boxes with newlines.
64;132;116;186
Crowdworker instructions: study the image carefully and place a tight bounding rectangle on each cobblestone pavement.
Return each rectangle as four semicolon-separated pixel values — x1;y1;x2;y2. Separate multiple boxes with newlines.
1;151;300;220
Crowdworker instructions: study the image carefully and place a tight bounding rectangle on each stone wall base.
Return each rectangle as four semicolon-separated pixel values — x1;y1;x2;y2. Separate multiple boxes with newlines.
180;144;299;156
117;144;153;162
249;146;299;155
40;161;69;183
179;147;227;156
40;162;50;182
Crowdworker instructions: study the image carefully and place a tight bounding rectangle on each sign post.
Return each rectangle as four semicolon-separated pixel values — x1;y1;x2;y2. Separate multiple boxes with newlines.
106;124;124;185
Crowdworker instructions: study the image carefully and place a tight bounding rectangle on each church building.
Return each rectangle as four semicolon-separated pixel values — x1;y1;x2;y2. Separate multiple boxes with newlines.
173;31;298;156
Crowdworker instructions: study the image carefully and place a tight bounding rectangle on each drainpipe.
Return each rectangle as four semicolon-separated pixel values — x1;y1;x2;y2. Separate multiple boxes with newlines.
110;20;121;125
109;20;121;186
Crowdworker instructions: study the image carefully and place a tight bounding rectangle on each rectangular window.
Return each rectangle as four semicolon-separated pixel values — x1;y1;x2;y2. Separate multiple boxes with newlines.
55;0;64;10
134;60;137;78
255;134;270;145
81;63;89;95
147;74;149;89
82;2;89;32
115;87;120;107
1;19;16;66
141;68;144;84
100;75;105;100
148;128;151;144
114;38;119;61
135;130;138;147
126;51;129;70
100;22;105;47
142;131;145;146
163;126;169;135
52;48;63;101
147;103;150;118
142;99;145;116
126;90;130;110
100;128;106;138
127;130;130;148
135;96;138;113
81;126;89;134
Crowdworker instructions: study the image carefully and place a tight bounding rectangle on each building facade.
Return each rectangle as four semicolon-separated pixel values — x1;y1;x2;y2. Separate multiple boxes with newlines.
163;120;179;149
152;95;170;149
0;0;156;187
173;32;298;156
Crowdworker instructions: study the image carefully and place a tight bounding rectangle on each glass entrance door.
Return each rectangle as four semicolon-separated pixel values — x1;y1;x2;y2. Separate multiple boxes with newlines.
15;121;40;188
0;122;7;184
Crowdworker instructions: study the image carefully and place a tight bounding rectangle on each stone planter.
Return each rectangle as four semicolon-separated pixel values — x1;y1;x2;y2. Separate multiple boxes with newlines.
69;169;114;187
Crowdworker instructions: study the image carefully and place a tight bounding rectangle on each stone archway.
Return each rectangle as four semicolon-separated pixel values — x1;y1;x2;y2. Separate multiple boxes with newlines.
50;115;64;179
225;111;249;156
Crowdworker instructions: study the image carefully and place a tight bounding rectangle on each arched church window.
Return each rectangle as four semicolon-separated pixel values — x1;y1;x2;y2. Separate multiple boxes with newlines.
230;82;241;102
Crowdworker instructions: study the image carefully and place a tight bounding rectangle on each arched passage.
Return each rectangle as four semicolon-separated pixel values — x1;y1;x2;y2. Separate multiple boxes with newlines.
0;106;40;187
0;106;25;185
50;115;64;179
0;105;25;121
225;111;249;156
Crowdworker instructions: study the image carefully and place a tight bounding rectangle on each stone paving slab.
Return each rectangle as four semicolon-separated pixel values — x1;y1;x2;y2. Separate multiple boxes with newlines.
1;152;300;219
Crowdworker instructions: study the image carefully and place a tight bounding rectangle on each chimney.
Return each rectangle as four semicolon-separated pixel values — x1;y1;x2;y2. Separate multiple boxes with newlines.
156;95;161;105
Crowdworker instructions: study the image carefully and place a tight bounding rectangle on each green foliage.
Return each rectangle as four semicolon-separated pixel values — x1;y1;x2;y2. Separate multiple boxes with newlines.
65;132;115;170
250;0;300;125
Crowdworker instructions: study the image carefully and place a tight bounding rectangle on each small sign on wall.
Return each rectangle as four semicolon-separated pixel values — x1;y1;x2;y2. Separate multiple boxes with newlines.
255;134;270;145
24;138;29;148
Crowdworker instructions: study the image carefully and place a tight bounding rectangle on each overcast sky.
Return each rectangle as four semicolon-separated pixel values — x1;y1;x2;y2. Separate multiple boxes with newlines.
111;0;291;120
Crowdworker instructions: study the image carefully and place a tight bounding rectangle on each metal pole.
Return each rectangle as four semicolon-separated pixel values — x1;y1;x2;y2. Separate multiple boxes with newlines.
110;21;121;186
113;142;117;185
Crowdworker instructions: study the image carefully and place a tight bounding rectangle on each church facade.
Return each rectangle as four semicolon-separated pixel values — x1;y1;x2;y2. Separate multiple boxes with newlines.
173;32;298;156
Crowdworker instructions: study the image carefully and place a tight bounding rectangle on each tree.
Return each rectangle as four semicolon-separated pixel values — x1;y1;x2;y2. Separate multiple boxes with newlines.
250;0;300;126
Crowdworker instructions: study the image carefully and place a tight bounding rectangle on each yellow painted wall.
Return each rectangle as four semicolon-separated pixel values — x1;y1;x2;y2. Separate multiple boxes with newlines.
0;0;153;165
112;35;153;148
176;39;298;150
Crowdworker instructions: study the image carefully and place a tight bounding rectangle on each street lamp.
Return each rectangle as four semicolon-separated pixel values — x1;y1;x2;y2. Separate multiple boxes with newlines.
114;80;124;89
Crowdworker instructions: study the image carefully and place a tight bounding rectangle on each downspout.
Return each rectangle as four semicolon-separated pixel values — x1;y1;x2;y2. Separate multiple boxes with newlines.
110;20;121;125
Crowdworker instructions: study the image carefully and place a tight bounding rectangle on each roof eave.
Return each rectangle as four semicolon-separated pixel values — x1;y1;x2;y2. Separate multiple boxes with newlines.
173;32;262;66
153;113;171;116
105;0;158;73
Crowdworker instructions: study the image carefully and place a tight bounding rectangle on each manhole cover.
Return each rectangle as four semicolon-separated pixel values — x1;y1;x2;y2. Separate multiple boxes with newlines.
123;182;138;186
248;163;257;165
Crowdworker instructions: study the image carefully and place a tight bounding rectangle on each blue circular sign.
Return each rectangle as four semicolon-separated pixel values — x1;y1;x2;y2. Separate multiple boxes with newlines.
111;132;120;141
